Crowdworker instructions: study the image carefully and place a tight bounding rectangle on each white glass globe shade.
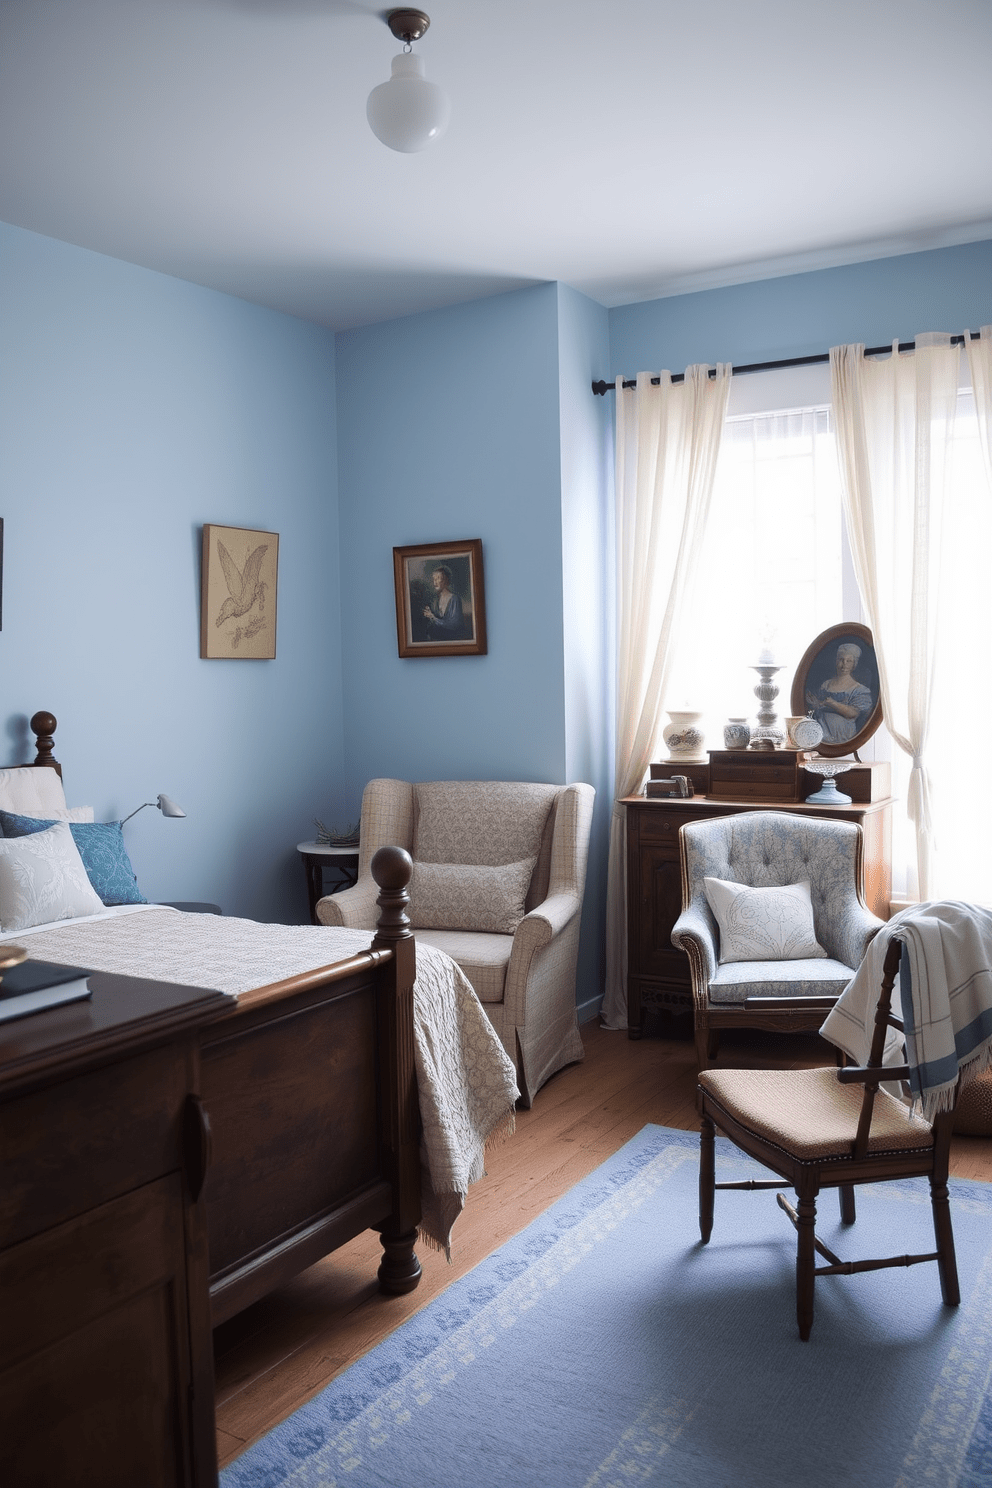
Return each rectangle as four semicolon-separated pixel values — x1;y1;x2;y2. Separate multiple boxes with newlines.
367;52;450;153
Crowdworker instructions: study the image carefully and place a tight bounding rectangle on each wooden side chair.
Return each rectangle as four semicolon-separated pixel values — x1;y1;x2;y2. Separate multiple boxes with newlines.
696;936;960;1340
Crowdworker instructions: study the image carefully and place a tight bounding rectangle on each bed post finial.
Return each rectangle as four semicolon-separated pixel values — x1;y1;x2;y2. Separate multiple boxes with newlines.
29;711;62;777
371;846;414;942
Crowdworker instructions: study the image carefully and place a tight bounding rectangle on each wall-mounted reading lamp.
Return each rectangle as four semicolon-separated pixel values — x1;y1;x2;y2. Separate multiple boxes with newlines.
121;794;187;826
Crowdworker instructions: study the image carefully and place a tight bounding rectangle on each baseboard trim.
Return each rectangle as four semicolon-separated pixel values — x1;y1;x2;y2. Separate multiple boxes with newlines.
576;994;603;1025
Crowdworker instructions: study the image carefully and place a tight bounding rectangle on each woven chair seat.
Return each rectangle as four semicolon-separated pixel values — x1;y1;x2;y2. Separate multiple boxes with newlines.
699;1066;935;1160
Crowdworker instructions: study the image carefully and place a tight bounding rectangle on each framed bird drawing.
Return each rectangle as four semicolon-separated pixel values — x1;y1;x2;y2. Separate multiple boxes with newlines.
200;524;279;659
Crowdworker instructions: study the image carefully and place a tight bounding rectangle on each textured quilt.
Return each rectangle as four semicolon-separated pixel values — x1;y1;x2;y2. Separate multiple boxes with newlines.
4;906;519;1250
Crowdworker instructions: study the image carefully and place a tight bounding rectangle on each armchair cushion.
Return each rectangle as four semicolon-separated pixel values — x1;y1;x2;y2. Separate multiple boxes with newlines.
702;876;827;964
409;857;536;935
413;929;514;1005
708;958;857;1004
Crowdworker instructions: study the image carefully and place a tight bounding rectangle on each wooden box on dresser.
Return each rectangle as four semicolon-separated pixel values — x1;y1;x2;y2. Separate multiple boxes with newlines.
0;970;234;1488
623;788;893;1038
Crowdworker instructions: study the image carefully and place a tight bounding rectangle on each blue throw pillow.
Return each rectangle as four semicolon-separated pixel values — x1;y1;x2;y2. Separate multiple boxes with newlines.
0;811;147;906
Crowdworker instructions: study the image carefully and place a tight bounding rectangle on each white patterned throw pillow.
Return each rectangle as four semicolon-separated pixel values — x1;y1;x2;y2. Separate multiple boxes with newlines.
0;821;105;932
703;877;828;964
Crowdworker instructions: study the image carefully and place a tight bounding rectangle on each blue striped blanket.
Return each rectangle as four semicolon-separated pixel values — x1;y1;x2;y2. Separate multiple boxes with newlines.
821;900;992;1121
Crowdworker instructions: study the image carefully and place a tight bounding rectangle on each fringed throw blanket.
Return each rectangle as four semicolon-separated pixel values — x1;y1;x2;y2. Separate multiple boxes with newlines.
4;907;519;1252
821;900;992;1120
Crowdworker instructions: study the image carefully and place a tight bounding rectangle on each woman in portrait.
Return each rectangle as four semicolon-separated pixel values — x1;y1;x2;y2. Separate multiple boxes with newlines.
805;642;874;744
422;564;467;640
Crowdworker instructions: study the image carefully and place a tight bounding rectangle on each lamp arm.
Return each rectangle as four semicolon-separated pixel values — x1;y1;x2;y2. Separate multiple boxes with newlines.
120;802;157;827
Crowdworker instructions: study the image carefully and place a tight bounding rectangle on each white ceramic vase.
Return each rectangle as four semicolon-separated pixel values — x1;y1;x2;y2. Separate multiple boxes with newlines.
663;710;706;761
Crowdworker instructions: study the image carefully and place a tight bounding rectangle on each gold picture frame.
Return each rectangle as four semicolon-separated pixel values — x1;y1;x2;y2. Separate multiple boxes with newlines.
200;524;279;659
392;539;487;658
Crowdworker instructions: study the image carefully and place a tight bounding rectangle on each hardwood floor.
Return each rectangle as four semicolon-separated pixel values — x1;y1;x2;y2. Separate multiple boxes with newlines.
213;1015;992;1469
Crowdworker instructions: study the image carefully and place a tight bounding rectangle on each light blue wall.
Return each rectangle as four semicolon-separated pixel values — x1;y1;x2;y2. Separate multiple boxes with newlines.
335;281;614;1015
335;283;567;799
0;223;342;922
557;285;612;1017
609;239;992;377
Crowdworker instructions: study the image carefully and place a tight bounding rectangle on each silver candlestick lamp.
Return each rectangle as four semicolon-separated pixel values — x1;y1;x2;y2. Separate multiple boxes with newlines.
749;659;785;747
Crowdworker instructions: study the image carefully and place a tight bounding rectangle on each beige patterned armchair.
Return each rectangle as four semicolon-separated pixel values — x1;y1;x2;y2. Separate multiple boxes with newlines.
316;778;595;1106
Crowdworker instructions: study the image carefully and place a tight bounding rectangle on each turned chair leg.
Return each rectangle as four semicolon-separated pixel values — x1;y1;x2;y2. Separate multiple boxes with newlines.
707;1029;721;1062
699;1114;715;1243
796;1192;818;1341
838;1184;856;1225
930;1178;961;1307
695;1027;710;1071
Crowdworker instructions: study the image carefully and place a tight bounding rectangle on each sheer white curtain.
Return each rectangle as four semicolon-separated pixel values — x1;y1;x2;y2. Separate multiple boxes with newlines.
830;335;961;899
966;326;992;483
601;364;731;1030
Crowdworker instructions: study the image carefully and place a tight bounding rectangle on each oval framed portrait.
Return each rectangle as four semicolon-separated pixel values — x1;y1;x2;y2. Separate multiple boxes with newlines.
790;622;883;759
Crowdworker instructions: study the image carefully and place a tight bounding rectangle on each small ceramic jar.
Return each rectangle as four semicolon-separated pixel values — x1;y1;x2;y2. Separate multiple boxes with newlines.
723;717;751;750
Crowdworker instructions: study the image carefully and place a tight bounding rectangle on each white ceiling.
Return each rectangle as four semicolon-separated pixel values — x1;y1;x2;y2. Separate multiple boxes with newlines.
2;0;991;332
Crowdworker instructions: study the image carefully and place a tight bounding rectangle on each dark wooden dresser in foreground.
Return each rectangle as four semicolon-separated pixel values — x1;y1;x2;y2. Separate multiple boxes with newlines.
0;969;234;1488
624;752;894;1037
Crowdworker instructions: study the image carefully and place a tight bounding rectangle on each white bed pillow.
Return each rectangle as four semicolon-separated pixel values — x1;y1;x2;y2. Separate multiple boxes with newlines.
0;765;93;823
408;858;536;934
0;821;105;932
703;877;827;964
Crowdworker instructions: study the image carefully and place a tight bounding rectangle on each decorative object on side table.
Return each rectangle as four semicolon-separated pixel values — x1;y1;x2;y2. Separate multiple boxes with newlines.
749;656;785;747
662;710;706;761
393;538;487;657
803;755;854;805
723;717;751;749
314;818;360;847
791;621;882;758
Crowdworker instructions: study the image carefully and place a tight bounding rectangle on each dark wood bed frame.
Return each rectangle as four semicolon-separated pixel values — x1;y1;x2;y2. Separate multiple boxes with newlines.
25;711;424;1324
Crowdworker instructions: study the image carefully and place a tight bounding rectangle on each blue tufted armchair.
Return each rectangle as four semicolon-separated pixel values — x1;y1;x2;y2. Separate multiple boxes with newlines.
671;811;885;1069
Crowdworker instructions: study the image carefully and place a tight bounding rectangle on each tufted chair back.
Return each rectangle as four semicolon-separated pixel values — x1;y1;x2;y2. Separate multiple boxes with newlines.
679;812;869;969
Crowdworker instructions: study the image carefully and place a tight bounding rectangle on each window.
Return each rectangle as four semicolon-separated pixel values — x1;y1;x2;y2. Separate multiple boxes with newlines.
666;394;847;743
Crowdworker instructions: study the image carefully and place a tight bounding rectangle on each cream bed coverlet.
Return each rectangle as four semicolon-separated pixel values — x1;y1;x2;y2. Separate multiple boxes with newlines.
7;907;519;1252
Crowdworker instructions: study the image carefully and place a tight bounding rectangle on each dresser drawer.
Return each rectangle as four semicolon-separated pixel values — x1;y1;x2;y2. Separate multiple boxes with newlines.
630;807;699;844
0;1043;190;1247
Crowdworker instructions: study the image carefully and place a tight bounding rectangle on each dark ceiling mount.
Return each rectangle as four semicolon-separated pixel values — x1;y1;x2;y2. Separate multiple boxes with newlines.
386;9;431;44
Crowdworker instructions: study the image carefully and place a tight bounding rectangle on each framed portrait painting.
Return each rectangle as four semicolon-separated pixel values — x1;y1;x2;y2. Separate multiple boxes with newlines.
200;524;279;659
393;539;487;658
790;621;882;757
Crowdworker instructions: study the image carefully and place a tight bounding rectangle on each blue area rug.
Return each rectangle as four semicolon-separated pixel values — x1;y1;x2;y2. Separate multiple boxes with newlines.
221;1125;992;1488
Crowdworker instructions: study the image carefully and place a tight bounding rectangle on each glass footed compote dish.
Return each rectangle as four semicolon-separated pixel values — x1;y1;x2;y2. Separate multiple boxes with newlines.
803;755;854;805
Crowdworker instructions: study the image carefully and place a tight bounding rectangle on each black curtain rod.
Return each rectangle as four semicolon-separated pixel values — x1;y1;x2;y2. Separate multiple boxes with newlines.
591;332;980;395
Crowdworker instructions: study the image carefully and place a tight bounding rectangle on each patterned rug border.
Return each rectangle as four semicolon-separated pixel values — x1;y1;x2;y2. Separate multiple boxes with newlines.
222;1124;992;1488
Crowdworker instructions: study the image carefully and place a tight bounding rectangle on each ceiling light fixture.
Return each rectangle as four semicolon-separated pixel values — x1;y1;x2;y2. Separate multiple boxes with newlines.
366;9;450;154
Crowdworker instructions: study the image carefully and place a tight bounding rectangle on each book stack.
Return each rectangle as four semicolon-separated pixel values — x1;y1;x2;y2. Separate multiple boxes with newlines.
0;958;93;1024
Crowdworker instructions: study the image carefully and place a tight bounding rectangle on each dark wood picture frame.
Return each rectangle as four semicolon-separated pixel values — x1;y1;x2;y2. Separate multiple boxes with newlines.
200;523;279;660
790;621;883;758
393;539;487;658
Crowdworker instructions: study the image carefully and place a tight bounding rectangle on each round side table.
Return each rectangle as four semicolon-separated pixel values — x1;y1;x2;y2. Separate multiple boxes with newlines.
296;842;360;925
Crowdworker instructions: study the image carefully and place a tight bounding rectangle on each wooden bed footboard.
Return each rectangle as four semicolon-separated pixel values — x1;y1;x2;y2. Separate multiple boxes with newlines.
23;713;422;1325
200;846;421;1325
